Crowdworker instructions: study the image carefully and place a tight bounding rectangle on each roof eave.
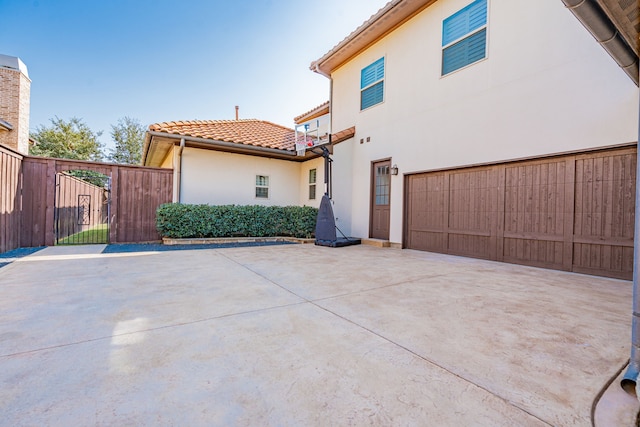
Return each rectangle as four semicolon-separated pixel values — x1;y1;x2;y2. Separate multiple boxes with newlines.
141;131;152;165
294;102;330;124
562;0;639;85
310;0;437;76
144;131;321;164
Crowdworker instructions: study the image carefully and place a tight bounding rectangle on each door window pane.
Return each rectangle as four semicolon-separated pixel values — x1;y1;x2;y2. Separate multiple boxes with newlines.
375;165;390;205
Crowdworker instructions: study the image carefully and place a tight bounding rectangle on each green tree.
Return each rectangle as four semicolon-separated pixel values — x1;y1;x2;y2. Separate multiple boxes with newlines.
29;117;104;161
108;116;145;165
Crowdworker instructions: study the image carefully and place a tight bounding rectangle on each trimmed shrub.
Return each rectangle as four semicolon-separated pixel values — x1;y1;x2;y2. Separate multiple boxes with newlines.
156;203;318;239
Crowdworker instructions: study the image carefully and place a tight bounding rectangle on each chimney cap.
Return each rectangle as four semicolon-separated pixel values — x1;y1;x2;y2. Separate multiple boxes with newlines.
0;54;29;78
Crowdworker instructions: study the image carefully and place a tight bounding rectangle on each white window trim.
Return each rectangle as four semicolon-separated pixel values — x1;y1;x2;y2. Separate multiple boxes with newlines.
309;168;317;200
255;174;270;199
441;0;490;77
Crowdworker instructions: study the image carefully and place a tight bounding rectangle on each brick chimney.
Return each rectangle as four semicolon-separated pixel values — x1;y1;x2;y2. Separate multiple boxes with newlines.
0;54;30;154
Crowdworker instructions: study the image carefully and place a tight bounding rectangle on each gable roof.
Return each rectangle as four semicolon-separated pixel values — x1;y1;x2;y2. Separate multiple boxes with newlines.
311;0;437;76
143;118;322;167
148;119;296;151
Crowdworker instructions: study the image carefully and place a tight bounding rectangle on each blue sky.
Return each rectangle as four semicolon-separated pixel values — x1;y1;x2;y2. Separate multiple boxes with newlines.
1;0;389;150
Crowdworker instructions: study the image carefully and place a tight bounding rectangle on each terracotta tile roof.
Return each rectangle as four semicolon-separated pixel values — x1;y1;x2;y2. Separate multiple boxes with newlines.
294;101;330;124
331;126;356;145
148;119;296;151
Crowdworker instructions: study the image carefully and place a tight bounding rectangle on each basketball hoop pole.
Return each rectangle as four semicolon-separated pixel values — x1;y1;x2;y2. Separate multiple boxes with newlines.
313;145;332;198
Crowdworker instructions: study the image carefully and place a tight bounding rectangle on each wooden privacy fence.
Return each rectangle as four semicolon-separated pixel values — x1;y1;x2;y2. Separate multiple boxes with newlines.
0;144;173;253
405;145;637;280
0;144;22;253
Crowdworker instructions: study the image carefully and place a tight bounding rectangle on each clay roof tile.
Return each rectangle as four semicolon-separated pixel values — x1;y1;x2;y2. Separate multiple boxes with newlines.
147;119;297;152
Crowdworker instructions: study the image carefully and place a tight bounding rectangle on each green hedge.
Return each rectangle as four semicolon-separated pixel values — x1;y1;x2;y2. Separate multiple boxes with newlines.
156;203;318;239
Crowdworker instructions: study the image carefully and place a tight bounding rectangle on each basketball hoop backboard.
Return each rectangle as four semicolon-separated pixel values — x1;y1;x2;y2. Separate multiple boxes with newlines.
295;113;331;156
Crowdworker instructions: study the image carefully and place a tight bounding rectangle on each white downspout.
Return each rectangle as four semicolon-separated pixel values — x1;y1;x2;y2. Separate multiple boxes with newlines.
621;80;640;395
173;138;185;203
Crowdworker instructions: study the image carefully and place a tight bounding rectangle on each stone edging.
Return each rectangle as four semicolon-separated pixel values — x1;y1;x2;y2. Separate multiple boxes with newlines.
162;237;315;246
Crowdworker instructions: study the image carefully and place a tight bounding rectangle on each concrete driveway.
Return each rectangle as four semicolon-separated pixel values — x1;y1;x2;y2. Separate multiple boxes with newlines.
0;244;633;426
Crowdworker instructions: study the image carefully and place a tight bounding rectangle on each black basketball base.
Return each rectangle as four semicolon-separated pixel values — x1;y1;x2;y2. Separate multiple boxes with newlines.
315;194;361;248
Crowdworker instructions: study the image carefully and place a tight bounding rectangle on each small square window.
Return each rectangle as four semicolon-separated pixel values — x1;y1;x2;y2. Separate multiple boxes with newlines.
256;175;269;199
309;169;317;200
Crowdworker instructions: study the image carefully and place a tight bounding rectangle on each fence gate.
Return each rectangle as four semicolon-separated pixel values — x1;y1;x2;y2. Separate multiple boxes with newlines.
54;170;111;245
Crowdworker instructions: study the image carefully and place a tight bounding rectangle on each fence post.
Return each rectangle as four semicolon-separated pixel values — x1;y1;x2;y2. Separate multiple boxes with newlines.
44;160;56;246
109;166;119;244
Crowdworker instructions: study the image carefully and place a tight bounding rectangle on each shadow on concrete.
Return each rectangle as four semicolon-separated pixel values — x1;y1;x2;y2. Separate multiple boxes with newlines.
102;241;295;254
0;246;45;268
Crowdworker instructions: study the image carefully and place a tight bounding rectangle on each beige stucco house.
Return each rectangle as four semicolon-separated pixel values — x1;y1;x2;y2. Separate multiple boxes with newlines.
142;107;354;208
144;0;638;280
306;0;639;279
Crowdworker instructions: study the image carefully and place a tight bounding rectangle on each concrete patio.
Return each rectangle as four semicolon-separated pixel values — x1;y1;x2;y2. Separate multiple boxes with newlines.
0;244;636;426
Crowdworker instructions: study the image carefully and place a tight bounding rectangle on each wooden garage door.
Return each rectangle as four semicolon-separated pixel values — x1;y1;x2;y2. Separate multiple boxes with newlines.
404;146;636;280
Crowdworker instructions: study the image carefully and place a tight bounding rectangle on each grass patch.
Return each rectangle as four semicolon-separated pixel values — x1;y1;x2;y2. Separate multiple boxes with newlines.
57;223;108;245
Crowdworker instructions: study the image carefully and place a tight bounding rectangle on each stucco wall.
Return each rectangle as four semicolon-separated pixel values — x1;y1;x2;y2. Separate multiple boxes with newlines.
298;156;324;208
331;141;355;237
329;0;639;244
180;147;320;207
